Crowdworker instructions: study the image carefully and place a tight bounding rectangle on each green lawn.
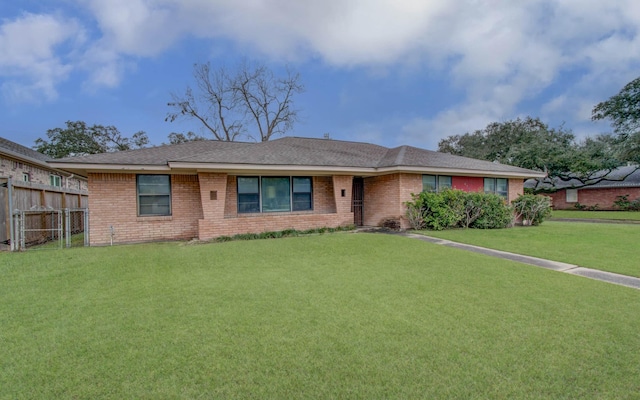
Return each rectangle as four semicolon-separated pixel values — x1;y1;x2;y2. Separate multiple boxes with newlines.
418;221;640;277
1;233;640;399
551;210;640;221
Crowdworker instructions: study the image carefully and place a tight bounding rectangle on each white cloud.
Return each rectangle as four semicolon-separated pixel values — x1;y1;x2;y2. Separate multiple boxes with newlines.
0;13;84;102
2;0;640;138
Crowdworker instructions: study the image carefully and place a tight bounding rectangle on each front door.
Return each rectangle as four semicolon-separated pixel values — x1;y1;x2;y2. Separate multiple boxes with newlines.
352;177;364;226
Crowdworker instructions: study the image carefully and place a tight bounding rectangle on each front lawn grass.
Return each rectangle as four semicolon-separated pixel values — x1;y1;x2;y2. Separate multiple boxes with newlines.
419;221;640;277
551;210;640;221
2;233;640;399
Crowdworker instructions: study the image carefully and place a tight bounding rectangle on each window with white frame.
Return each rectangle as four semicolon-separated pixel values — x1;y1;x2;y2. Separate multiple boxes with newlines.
22;173;30;182
237;176;313;213
565;189;578;203
422;175;452;192
137;175;171;216
50;174;62;187
484;178;508;198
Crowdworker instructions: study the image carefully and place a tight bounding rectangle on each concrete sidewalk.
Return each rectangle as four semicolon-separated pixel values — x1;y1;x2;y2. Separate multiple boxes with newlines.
400;232;640;290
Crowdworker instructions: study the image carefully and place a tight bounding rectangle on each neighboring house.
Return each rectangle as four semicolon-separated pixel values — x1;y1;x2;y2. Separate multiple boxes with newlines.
1;136;89;251
51;136;545;246
0;137;88;191
525;165;640;210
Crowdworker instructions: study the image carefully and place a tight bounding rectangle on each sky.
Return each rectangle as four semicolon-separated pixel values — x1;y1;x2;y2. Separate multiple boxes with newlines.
1;1;640;152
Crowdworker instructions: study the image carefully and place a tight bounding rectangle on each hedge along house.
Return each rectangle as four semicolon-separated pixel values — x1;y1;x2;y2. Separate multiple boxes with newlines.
526;165;640;210
51;137;545;246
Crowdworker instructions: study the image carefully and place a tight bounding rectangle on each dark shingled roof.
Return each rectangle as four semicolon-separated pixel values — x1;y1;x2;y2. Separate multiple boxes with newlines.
0;136;52;163
526;165;640;190
55;140;253;165
52;136;544;176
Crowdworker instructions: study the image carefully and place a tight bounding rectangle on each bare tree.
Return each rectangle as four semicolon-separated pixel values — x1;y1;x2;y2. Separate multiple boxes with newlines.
166;62;304;142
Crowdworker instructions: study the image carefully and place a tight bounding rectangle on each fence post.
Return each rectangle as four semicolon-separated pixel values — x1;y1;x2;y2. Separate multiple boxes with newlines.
7;178;15;251
84;208;90;247
19;210;25;250
65;208;71;248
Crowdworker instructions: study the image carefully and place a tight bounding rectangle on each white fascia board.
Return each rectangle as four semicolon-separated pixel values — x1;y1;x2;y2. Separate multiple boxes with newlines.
50;163;171;175
169;162;546;179
377;166;547;179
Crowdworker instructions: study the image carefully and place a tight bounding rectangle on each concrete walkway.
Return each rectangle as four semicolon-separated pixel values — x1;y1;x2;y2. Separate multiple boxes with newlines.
399;232;640;290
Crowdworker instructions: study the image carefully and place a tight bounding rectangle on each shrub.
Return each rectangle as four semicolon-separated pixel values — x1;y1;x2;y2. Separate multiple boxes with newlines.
405;195;426;230
420;190;464;230
470;194;513;229
404;189;512;230
511;194;552;226
614;195;640;211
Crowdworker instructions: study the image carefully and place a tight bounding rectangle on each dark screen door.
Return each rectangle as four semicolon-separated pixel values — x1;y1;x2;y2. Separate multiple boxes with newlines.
352;177;364;226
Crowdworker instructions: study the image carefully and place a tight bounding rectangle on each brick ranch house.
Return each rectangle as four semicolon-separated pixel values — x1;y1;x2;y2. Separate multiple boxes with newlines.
51;137;545;246
526;165;640;210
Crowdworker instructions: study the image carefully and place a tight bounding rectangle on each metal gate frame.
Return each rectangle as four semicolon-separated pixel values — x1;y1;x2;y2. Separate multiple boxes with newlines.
12;207;89;251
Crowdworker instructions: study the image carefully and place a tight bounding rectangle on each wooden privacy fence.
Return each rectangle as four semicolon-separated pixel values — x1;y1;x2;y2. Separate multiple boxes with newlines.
1;177;88;251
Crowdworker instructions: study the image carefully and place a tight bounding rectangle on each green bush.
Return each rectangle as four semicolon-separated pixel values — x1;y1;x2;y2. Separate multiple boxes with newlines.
614;195;640;211
511;194;552;226
470;194;513;229
404;189;512;230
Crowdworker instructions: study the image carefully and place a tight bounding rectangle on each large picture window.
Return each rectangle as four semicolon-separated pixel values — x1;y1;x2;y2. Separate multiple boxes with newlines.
237;176;313;213
422;175;452;192
484;178;508;198
137;175;171;216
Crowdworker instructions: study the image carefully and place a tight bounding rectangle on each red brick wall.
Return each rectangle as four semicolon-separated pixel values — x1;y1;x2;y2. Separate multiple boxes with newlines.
548;187;640;210
88;173;202;246
508;179;524;203
197;173;354;240
88;171;531;245
363;173;423;228
314;176;337;213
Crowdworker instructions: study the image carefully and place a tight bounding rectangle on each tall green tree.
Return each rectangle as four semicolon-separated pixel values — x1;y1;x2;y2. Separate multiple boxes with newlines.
34;121;149;158
438;117;631;189
438;117;576;173
592;76;640;162
592;76;640;136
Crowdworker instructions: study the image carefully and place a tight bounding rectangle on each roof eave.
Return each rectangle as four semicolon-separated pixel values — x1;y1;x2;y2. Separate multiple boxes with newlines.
169;162;545;179
49;162;171;176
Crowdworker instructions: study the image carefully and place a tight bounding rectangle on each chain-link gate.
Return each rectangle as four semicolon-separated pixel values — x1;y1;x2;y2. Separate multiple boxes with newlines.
12;208;89;251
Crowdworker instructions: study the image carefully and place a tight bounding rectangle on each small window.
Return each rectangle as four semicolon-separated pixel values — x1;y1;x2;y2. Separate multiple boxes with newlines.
238;177;260;213
438;176;452;191
137;175;171;216
22;173;30;182
50;175;61;187
422;175;452;192
566;189;578;203
292;177;313;211
484;178;508;198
